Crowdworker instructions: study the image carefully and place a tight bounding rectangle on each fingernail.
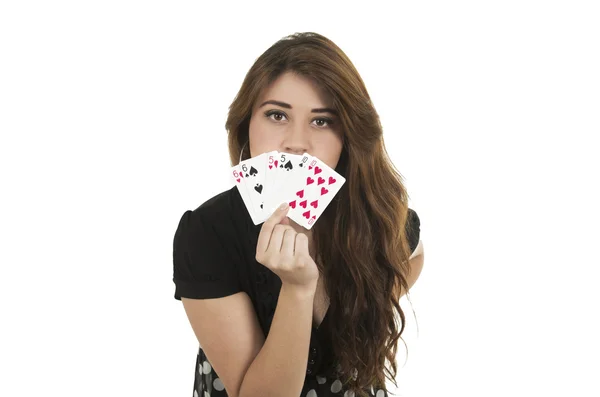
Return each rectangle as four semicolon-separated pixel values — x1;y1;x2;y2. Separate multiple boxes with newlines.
279;202;289;210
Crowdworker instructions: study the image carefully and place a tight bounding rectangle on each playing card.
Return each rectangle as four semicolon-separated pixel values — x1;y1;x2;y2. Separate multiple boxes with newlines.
271;152;312;217
258;150;280;221
230;163;262;225
237;152;271;222
262;152;308;216
287;155;346;230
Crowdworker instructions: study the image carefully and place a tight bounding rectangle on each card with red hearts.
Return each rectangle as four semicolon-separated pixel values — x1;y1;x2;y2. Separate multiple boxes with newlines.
285;154;346;229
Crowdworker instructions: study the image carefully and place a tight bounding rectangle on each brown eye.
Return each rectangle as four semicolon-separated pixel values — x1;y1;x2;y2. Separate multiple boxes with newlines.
313;118;334;128
265;110;287;122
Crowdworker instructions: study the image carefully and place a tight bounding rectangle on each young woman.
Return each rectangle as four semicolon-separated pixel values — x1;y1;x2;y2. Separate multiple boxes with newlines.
173;32;424;397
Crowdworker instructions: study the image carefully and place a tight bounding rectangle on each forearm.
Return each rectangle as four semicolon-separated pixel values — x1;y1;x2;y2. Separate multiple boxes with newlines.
239;283;315;397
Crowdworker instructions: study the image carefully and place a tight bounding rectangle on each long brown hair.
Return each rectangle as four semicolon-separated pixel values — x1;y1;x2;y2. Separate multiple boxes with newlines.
225;32;416;397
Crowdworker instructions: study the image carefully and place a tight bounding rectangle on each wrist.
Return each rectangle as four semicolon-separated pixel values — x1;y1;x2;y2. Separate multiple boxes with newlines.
281;282;317;299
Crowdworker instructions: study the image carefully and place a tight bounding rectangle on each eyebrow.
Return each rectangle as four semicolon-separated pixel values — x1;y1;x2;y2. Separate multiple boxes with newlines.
259;100;338;116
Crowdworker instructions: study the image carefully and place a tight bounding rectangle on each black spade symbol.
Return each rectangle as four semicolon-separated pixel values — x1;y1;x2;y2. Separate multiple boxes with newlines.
249;166;258;176
254;184;263;194
284;161;293;171
260;203;263;209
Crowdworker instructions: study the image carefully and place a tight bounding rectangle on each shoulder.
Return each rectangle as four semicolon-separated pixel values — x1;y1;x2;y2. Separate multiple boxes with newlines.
406;207;421;253
172;187;248;300
192;186;241;221
173;186;253;255
407;208;420;227
183;186;249;233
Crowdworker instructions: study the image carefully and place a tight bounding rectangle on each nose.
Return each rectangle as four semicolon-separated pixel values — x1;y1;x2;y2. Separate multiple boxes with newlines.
282;122;309;155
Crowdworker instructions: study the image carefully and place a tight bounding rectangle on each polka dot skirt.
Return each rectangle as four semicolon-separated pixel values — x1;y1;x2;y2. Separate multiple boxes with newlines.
193;347;388;397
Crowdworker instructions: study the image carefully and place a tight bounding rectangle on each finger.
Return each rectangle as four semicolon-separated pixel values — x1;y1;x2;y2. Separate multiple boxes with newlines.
280;228;297;257
256;203;290;254
266;224;289;255
294;233;310;257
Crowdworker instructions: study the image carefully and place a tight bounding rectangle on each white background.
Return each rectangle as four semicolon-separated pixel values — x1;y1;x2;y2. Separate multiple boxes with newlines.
1;1;599;396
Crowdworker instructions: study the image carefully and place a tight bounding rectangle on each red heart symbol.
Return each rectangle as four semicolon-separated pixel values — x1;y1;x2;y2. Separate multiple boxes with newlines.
240;173;244;178
310;200;318;209
268;165;272;169
308;165;313;170
329;176;336;185
314;166;322;175
306;177;315;185
274;160;278;167
289;200;296;209
321;187;329;195
296;190;304;198
303;210;311;219
300;200;307;209
236;178;240;183
318;177;325;185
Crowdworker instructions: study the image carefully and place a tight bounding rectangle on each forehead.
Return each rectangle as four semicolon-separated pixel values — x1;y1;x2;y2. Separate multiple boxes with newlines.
256;71;333;108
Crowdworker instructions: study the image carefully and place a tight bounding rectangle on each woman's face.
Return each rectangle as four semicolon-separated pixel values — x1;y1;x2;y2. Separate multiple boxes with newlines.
248;71;344;171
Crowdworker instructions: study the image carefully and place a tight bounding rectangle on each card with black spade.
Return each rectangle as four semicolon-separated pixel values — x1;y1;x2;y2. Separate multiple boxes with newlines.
237;152;273;222
262;152;306;216
230;163;262;225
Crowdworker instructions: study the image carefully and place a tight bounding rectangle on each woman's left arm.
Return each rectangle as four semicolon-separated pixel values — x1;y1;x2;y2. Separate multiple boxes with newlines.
402;239;424;296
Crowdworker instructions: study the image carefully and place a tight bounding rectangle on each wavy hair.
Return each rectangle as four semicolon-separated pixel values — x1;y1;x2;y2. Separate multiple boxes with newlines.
225;32;416;397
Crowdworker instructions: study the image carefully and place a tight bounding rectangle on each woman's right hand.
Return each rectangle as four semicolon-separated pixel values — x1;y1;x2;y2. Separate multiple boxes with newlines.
255;202;319;294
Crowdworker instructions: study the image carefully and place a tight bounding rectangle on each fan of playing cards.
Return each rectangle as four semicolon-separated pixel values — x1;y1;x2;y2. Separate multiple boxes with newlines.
231;151;346;229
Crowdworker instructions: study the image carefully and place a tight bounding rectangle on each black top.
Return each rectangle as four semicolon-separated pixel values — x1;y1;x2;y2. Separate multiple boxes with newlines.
172;186;421;397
